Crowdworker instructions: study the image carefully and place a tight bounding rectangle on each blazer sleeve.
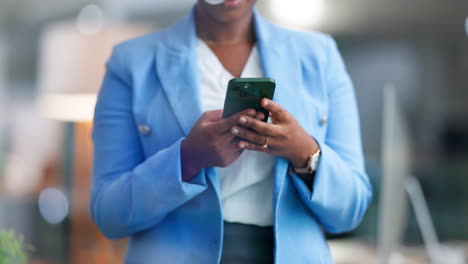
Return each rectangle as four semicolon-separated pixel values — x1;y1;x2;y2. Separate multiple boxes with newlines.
90;46;208;239
290;36;372;234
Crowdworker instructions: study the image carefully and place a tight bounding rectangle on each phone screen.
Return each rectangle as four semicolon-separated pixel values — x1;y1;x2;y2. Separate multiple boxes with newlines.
222;78;276;122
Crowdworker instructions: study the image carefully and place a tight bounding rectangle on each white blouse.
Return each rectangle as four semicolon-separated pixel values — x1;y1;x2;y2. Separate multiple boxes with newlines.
197;39;275;227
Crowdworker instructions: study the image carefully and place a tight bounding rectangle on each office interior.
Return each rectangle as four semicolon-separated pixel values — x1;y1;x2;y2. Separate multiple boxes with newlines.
0;0;467;263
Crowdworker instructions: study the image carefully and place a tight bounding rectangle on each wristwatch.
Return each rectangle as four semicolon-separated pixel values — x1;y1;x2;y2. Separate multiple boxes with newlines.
293;148;321;174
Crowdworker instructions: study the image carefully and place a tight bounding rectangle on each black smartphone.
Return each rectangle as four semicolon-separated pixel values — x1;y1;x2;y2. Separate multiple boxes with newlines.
222;78;276;122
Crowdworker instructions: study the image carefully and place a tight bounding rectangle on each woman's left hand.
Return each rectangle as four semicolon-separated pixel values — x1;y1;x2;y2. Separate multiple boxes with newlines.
231;98;319;168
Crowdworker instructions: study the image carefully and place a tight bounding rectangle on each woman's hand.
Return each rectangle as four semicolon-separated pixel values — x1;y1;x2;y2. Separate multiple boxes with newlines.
181;108;263;181
231;99;319;169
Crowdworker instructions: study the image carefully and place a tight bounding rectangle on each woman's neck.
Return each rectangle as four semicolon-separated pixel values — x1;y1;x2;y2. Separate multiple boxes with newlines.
194;5;255;45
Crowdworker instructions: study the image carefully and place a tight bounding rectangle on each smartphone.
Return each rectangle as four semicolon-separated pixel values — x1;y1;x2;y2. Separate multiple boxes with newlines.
222;78;276;122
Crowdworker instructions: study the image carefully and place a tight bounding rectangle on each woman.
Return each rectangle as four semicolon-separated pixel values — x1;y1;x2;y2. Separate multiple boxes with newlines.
90;0;372;263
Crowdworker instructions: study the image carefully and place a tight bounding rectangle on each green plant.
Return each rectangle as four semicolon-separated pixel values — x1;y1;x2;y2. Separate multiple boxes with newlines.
0;230;33;264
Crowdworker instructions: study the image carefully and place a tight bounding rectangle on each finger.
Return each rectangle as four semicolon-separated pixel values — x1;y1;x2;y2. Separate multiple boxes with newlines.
238;141;269;153
231;126;268;146
261;99;288;121
215;108;256;134
254;111;266;121
229;138;245;154
238;115;282;137
216;140;244;167
219;125;240;142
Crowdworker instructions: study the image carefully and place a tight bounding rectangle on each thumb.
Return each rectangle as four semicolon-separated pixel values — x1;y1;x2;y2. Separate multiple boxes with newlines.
201;110;223;122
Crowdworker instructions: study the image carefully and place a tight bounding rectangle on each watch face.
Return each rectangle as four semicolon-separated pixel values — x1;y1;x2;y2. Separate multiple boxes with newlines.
294;150;320;174
310;152;321;171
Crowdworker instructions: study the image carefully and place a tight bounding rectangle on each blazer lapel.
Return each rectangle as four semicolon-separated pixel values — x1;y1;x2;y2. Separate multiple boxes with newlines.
154;9;223;196
254;9;303;118
155;10;203;136
254;9;303;210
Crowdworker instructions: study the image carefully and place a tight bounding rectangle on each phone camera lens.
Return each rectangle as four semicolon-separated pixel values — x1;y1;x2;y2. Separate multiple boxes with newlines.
239;91;248;97
232;85;241;91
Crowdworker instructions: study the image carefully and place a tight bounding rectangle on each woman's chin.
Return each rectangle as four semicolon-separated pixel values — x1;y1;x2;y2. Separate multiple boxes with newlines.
198;0;256;23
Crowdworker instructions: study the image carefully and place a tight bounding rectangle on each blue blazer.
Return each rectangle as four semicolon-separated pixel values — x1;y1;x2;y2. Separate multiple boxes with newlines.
91;8;372;264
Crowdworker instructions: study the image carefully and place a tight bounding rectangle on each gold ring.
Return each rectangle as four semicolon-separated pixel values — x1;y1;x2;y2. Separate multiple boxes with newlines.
262;136;269;149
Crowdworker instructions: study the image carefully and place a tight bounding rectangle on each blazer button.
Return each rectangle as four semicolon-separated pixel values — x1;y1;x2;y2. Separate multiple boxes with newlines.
319;116;328;126
138;125;151;135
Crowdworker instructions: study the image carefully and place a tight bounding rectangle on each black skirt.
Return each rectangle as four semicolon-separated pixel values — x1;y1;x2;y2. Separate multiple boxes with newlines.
220;221;275;264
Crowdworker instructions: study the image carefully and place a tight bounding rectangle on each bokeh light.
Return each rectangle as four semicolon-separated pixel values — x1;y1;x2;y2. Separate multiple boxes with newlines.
76;4;105;35
38;187;69;224
270;0;325;29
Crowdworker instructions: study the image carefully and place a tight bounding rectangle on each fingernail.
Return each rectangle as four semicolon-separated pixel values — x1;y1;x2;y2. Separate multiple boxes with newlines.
232;127;239;135
240;116;247;123
263;99;269;106
248;110;255;116
239;142;246;149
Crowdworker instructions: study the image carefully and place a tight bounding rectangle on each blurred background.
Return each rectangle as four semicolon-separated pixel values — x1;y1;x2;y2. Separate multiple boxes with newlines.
0;0;467;263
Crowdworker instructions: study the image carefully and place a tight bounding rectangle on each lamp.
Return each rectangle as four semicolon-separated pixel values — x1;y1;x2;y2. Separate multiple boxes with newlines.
38;22;149;122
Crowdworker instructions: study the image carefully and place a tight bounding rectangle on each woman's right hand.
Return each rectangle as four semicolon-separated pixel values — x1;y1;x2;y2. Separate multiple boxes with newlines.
181;108;260;181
